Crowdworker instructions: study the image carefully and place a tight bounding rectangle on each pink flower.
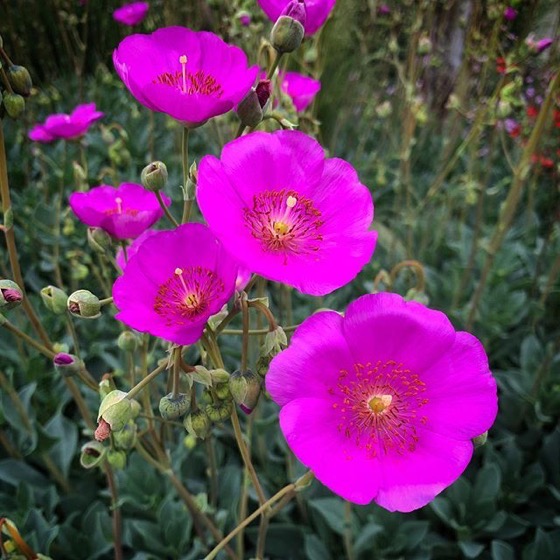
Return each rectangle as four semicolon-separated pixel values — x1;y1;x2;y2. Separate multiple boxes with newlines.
281;71;321;112
197;130;376;296
69;183;170;240
503;6;517;21
266;293;498;512
113;27;259;127
28;103;103;143
113;2;149;26
112;224;238;345
526;35;554;54
258;0;336;35
116;228;159;270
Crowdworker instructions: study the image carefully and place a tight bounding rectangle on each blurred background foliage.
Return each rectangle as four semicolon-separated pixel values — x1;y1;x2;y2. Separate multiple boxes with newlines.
1;0;560;558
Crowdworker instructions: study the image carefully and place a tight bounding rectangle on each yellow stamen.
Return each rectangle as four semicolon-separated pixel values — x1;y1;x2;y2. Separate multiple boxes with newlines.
273;221;290;235
368;394;392;414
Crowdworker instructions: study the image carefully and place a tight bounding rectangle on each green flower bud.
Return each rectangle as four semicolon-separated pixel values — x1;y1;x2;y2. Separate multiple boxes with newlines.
53;352;84;377
97;390;132;433
67;289;101;319
113;420;137;450
215;382;231;401
229;369;262;414
141;161;168;192
107;449;127;470
79;440;107;469
271;16;305;54
0;279;23;311
130;398;141;419
3;92;25;119
117;331;138;352
41;285;68;315
236;88;263;128
205;400;232;423
87;227;112;254
473;431;488;447
7;65;32;97
262;326;288;359
159;392;190;420
210;368;230;384
256;355;271;377
184;409;211;439
72;161;88;191
98;374;117;399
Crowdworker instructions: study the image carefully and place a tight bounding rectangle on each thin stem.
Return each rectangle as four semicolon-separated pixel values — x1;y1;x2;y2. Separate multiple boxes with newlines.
222;325;298;336
204;472;314;560
126;361;167;400
241;297;250;371
234;121;246;139
266;51;283;80
103;463;123;560
205;436;219;508
172;346;182;398
156;190;179;227
248;300;278;332
2;320;56;359
181;127;193;223
343;501;355;560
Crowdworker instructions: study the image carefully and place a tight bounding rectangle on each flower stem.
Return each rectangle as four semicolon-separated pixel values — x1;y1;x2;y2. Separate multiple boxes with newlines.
156;190;179;227
171;346;182;398
126;361;167;400
248;300;278;332
266;51;283;80
103;463;123;560
204;471;314;560
2;320;56;360
181;127;193;223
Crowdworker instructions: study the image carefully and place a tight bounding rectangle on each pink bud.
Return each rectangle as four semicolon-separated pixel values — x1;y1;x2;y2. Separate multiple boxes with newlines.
281;0;306;27
256;79;272;108
94;418;111;442
504;7;517;21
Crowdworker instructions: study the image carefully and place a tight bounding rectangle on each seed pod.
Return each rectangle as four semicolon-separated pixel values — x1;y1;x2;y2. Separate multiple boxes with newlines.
184;409;211;439
7;65;32;97
159;392;190;420
41;285;69;314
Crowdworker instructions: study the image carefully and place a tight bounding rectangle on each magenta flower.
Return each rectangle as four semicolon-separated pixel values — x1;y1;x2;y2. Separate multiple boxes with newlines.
116;228;159;270
258;0;336;35
197;130;376;296
113;224;238;345
266;293;498;512
503;6;517;21
113;27;259;127
281;71;321;112
69;183;170;240
28;103;103;143
113;2;149;26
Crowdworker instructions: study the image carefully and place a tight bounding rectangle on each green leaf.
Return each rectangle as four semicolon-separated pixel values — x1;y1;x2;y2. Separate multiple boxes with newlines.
304;534;332;560
474;463;501;501
491;540;515;560
309;497;348;535
458;540;485;558
0;458;48;487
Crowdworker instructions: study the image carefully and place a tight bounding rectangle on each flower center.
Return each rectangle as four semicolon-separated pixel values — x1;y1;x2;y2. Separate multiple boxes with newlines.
153;266;225;326
152;54;224;98
103;197;140;217
328;361;429;459
243;190;323;262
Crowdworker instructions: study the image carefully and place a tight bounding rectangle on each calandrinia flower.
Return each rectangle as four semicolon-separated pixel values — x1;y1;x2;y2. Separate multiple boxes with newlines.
258;0;336;35
266;293;498;512
281;71;321;112
113;26;259;126
197;130;376;296
28;103;103;143
116;228;159;270
113;2;149;26
113;223;238;345
69;183;170;240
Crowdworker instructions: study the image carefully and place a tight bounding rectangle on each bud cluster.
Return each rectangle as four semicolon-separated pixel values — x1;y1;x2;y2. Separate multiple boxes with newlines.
0;36;32;120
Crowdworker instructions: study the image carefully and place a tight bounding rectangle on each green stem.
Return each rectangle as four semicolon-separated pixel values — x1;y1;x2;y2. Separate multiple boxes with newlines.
266;51;283;80
103;463;123;560
247;300;278;332
343;501;355;560
126;362;167;400
171;346;182;398
2;320;55;360
222;325;298;336
156;190;179;227
204;472;314;560
181;127;193;223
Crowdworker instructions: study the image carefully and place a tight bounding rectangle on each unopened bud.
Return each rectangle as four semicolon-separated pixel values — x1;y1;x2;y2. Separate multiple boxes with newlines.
53;352;83;377
237;89;263;128
256;79;272;109
113;420;137;450
3;92;25;118
7;65;32;97
184;409;211;439
262;326;288;358
98;374;117;399
80;440;107;469
107;449;127;470
215;382;231;401
41;285;68;314
117;331;138;352
87;227;112;254
229;369;262;414
205;400;232;423
0;279;23;310
97;389;133;433
159;392;190;420
141;161;168;192
210;368;230;384
67;289;101;319
271;1;306;54
473;431;488;447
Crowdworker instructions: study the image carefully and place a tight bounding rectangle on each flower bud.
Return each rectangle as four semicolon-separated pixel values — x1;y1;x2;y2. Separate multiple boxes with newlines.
262;326;288;358
0;279;23;311
117;331;138;352
256;79;272;109
215;382;231;401
141;161;168;192
159;392;190;420
184;409;211;439
97;389;133;434
473;431;488;447
87;227;112;254
3;92;25;119
229;369;262;414
72;161;88;191
113;420;137;450
67;289;101;319
256;355;271;377
205;400;232;423
98;373;117;399
53;352;84;377
79;440;107;469
7;65;32;97
210;368;230;384
238;11;251;26
271;1;306;54
107;449;127;470
40;285;68;315
237;88;263;128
